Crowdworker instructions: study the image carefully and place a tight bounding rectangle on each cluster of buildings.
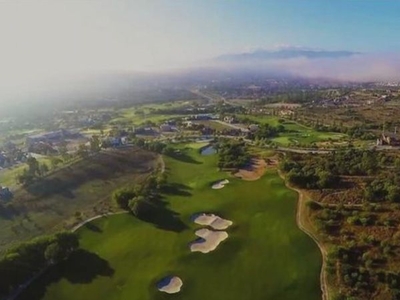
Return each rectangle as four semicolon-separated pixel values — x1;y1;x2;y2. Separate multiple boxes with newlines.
26;129;77;146
0;186;12;201
60;111;113;127
0;143;28;169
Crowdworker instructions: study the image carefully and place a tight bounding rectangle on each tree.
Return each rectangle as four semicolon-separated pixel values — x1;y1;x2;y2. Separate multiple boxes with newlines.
387;185;400;202
58;141;68;160
113;187;136;210
0;231;80;296
50;157;63;170
128;196;149;217
89;135;101;152
77;144;89;158
39;163;49;176
26;157;39;176
44;242;63;264
16;168;34;185
162;145;175;155
54;231;79;253
317;170;338;189
156;173;167;189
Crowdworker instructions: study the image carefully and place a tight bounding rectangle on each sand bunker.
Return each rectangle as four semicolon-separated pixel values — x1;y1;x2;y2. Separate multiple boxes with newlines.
211;179;229;189
190;228;228;253
234;158;268;181
193;213;233;230
157;276;183;294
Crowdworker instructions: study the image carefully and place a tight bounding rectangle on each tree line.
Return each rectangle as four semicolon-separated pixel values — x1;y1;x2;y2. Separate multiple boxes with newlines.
16;157;50;186
280;149;388;189
112;172;167;217
0;231;79;298
216;139;250;169
282;149;400;202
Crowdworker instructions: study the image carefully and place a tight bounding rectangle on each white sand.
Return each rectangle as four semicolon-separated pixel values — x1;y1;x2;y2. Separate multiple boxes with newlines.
211;179;230;189
193;213;233;230
157;276;183;294
190;228;228;253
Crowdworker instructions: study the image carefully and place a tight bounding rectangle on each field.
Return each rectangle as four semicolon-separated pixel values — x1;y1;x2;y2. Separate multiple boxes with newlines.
239;115;347;146
192;120;234;131
110;101;198;126
19;145;322;300
0;156;54;189
0;147;158;253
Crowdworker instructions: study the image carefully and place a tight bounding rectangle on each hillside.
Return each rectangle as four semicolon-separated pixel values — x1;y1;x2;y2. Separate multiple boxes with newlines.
0;147;158;253
216;47;359;62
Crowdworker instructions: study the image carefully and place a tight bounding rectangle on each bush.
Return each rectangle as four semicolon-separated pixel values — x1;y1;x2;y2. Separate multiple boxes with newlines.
306;200;323;210
112;187;137;210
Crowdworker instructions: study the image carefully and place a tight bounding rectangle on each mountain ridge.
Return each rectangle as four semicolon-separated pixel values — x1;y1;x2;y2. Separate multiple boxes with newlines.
216;47;361;62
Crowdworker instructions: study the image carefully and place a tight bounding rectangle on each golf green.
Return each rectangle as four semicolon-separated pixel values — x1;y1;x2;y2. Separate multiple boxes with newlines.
18;147;322;300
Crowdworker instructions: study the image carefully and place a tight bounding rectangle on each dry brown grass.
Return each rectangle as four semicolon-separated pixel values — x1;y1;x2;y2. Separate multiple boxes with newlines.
233;158;270;181
0;147;158;252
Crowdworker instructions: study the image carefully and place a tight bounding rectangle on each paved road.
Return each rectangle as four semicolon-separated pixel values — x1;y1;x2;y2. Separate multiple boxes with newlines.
213;120;249;132
276;147;332;154
190;89;227;104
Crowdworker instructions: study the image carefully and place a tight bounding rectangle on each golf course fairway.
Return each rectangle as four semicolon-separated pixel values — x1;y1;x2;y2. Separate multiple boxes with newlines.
18;146;322;300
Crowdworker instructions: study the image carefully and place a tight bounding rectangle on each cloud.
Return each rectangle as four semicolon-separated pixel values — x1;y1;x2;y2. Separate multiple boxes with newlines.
206;52;400;82
286;54;400;81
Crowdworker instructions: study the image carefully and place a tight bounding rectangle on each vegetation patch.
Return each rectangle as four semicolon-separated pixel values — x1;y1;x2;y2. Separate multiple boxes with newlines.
280;149;400;299
234;158;267;181
216;139;250;169
19;146;321;300
0;147;157;253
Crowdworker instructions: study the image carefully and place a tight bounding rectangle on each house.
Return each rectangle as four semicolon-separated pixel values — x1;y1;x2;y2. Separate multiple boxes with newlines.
184;121;193;128
279;110;295;116
26;129;71;146
248;124;259;132
160;124;172;132
192;114;213;121
102;137;122;147
223;116;237;124
135;127;155;135
377;132;400;146
28;141;58;155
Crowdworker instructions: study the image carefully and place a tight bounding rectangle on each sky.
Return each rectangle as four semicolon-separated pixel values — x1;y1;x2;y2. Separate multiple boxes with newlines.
1;0;400;98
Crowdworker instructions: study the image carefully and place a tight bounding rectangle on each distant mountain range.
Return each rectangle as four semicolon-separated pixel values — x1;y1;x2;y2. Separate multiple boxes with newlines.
216;47;360;62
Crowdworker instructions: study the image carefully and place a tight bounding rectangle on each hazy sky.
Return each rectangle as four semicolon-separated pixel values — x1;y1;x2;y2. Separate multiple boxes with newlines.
1;0;400;97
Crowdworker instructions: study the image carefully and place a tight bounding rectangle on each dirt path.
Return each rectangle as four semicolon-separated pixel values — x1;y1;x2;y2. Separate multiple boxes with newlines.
159;154;165;173
278;170;330;300
71;211;129;232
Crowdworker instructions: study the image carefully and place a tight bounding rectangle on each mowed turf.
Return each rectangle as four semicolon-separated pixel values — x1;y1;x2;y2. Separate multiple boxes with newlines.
237;114;346;145
19;147;322;300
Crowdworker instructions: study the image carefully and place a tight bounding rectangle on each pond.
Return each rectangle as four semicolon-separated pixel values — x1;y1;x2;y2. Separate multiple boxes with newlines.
200;145;216;155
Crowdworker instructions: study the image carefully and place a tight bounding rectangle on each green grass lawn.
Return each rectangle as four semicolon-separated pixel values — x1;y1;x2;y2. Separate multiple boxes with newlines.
0;156;53;188
271;131;347;146
238;115;347;146
19;146;321;300
110;101;193;126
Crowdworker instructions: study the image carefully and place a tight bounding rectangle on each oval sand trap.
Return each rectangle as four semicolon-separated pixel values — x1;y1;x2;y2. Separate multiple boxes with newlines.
157;276;183;294
190;228;228;253
211;179;229;189
193;213;233;230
